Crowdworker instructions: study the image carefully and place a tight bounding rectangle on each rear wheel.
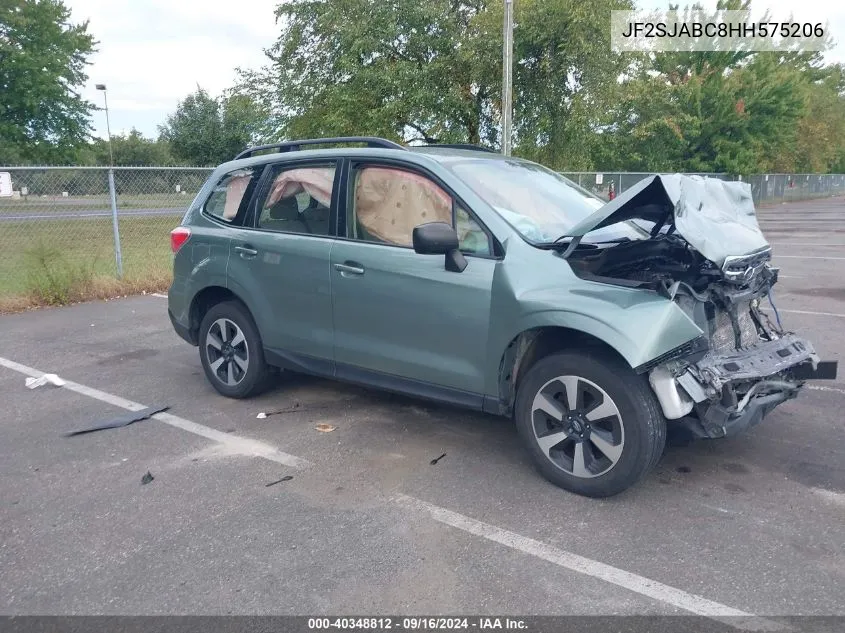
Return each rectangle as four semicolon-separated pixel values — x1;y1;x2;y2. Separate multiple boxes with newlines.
198;300;271;398
515;350;666;498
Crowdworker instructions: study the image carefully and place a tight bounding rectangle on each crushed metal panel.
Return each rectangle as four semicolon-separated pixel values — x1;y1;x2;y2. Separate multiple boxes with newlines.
564;174;769;266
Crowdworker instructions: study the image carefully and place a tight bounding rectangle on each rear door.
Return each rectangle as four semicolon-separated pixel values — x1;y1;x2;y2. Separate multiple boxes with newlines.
330;160;497;399
226;160;339;367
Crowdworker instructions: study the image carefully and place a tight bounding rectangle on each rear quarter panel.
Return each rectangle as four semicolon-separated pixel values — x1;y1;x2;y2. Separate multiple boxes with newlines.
168;171;233;330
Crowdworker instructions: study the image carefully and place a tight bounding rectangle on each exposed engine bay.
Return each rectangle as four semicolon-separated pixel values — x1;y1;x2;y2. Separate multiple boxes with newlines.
562;175;837;439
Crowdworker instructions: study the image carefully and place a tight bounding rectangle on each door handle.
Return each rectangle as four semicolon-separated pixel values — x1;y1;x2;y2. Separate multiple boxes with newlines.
235;245;258;259
333;262;365;276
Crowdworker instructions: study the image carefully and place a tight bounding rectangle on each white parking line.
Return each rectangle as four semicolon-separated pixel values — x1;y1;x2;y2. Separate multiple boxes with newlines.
151;292;167;298
395;495;783;631
0;356;310;469
775;255;845;260
808;384;845;396
778;308;845;318
811;488;845;507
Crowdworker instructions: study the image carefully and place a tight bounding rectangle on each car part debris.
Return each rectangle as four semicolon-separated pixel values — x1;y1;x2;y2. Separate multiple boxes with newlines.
25;374;65;389
430;453;447;465
64;405;169;437
141;471;154;485
315;423;336;433
257;402;302;418
265;475;293;487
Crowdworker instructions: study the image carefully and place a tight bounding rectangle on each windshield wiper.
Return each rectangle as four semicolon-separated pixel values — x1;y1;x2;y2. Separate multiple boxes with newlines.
539;236;632;248
537;236;634;257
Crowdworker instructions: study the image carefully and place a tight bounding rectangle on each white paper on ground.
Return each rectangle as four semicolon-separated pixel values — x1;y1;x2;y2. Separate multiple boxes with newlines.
25;374;66;389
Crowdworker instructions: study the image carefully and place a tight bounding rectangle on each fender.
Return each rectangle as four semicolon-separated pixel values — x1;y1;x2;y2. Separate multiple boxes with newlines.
484;298;705;401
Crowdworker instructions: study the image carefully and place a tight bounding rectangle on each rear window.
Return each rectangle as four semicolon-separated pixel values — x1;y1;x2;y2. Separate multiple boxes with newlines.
204;167;259;224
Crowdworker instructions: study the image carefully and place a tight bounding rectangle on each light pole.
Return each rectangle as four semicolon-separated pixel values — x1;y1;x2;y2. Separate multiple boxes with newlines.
95;83;123;278
95;83;114;167
501;0;514;156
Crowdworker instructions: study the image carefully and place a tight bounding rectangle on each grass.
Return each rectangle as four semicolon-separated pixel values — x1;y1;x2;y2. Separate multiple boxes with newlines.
0;214;180;313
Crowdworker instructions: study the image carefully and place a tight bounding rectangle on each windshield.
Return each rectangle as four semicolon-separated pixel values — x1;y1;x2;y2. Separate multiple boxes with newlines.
444;158;645;244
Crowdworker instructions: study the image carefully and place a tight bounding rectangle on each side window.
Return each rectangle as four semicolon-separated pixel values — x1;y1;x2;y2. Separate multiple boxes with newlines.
350;166;452;247
257;164;336;236
456;204;491;256
349;165;492;255
204;167;258;224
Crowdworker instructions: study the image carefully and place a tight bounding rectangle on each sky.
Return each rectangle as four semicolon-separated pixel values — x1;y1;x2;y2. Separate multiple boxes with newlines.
67;0;845;140
67;0;281;138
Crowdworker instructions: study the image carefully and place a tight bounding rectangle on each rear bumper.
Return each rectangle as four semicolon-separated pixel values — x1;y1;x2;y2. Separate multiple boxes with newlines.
169;309;196;345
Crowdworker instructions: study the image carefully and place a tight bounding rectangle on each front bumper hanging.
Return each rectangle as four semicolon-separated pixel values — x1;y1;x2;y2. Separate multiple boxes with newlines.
652;334;838;439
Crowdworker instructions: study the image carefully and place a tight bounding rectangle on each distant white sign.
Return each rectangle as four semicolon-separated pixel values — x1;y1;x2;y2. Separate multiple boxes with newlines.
0;172;12;197
595;173;604;185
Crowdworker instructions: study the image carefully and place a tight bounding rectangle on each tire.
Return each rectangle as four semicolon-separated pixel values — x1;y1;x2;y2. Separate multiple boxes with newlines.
198;300;272;398
514;349;666;498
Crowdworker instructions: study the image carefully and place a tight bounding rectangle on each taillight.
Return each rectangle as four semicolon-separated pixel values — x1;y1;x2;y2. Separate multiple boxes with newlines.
170;226;191;253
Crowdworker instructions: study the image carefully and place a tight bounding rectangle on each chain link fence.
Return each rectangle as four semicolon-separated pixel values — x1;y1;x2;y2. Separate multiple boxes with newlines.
561;171;845;203
0;166;212;305
1;166;843;306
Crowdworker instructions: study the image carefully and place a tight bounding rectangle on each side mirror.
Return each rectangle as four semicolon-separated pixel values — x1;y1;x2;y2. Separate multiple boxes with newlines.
412;222;467;272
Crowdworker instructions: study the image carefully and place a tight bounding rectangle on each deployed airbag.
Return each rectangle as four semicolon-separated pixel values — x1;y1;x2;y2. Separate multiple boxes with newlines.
354;167;452;245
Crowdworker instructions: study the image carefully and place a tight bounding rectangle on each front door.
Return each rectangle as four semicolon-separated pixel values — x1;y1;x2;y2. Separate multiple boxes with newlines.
330;162;496;398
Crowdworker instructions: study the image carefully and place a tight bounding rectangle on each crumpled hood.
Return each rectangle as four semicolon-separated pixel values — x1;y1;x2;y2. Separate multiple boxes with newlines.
565;174;769;266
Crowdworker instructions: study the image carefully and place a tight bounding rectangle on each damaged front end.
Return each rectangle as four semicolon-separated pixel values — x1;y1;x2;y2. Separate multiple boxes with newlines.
563;174;837;439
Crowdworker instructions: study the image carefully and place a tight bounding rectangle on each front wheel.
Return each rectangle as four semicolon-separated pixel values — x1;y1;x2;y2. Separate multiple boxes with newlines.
514;350;666;498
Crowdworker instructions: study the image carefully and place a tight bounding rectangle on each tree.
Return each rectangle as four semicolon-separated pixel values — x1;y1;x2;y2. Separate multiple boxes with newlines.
507;0;635;169
75;128;175;166
792;65;845;173
0;0;96;164
158;87;265;166
241;0;630;167
240;0;498;145
590;0;832;175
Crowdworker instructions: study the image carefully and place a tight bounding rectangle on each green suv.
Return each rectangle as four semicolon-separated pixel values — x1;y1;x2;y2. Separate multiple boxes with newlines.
168;137;836;497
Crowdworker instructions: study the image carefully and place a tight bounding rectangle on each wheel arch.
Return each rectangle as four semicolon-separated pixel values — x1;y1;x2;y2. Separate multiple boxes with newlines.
495;326;630;417
187;286;252;345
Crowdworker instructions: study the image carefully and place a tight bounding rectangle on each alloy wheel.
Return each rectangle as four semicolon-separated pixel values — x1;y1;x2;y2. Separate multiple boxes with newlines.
531;375;625;478
205;318;249;387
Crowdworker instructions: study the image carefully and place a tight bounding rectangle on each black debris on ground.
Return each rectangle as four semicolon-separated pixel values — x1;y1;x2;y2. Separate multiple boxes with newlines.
64;405;169;437
265;475;294;487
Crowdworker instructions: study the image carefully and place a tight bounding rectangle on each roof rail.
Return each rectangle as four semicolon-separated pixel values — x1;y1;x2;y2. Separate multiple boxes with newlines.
234;137;406;160
419;143;498;153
